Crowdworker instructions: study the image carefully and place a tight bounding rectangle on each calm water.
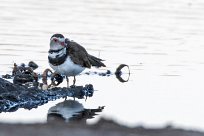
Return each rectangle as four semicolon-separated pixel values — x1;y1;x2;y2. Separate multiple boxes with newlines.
0;0;204;130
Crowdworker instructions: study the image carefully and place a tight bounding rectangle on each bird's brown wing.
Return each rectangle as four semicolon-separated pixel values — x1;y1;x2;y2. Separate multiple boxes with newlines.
67;41;91;68
87;54;106;67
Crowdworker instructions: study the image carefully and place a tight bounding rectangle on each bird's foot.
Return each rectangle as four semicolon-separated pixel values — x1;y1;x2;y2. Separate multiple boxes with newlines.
70;84;76;88
63;96;67;100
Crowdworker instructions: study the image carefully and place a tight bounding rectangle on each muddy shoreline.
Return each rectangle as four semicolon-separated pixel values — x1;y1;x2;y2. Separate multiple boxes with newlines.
0;118;203;136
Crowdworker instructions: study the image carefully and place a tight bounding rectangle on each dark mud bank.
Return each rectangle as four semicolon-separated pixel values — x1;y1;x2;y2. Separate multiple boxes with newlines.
0;78;94;113
0;118;203;136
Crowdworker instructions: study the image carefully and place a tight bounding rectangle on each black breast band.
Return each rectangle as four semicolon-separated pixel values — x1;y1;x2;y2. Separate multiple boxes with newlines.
48;48;64;54
48;48;68;66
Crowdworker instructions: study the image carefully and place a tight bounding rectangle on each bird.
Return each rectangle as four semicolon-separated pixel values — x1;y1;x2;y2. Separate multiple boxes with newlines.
48;33;106;87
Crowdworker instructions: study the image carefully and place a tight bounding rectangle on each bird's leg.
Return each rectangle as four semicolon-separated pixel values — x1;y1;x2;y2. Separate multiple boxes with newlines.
73;76;76;86
64;76;69;100
73;76;76;101
66;76;69;88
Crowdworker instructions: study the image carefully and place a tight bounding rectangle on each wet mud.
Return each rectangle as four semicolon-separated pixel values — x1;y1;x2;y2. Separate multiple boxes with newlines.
0;118;203;136
0;77;94;113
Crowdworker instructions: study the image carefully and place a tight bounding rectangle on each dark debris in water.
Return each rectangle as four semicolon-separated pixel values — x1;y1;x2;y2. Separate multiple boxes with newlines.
2;61;130;86
0;61;130;113
12;62;38;85
84;70;112;76
28;61;38;70
115;64;130;82
0;78;94;113
1;74;12;79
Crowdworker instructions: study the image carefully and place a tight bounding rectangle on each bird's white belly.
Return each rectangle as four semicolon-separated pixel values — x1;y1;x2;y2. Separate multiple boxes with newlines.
49;56;85;77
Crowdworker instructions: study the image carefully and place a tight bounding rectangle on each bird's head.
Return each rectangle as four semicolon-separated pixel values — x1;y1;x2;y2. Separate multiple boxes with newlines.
49;34;66;50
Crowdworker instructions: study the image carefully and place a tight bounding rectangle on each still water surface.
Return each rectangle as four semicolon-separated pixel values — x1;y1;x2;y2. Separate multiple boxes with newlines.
0;0;204;130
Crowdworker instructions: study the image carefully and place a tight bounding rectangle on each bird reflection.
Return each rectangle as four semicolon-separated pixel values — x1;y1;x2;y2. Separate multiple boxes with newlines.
115;64;130;83
47;100;104;123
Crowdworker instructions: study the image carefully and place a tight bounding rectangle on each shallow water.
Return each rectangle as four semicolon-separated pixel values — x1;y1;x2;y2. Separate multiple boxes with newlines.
0;0;204;130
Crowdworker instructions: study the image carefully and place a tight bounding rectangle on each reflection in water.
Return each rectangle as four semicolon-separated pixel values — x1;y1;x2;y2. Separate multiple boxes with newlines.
115;64;130;83
83;64;130;83
47;100;104;123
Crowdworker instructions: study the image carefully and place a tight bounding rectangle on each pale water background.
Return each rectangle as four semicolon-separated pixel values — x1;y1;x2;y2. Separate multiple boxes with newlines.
0;0;204;130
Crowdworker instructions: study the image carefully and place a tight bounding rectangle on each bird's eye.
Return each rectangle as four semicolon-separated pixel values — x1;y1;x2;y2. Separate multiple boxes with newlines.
54;39;57;42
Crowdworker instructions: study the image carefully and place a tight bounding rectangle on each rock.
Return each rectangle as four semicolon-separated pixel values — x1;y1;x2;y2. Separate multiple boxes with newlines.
13;74;34;84
1;74;12;79
0;78;94;113
28;61;38;70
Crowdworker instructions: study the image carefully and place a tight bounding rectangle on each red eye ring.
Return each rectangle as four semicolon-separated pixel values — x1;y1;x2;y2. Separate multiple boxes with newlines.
60;42;65;46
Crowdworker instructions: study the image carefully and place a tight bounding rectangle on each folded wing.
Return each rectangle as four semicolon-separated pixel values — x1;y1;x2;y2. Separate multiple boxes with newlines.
67;41;106;68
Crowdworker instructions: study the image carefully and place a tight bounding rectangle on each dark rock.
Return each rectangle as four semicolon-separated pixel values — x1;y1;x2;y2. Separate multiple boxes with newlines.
13;74;34;84
99;73;106;76
12;62;39;85
28;61;38;70
51;73;63;86
85;72;90;75
106;70;111;75
20;63;25;67
1;74;12;79
0;78;94;113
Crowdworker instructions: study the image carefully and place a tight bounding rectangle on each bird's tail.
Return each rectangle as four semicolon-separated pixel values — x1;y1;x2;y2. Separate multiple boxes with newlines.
88;54;106;67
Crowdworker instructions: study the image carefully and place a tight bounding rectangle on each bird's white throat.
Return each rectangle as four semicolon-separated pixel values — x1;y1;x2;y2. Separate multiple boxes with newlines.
48;47;66;59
